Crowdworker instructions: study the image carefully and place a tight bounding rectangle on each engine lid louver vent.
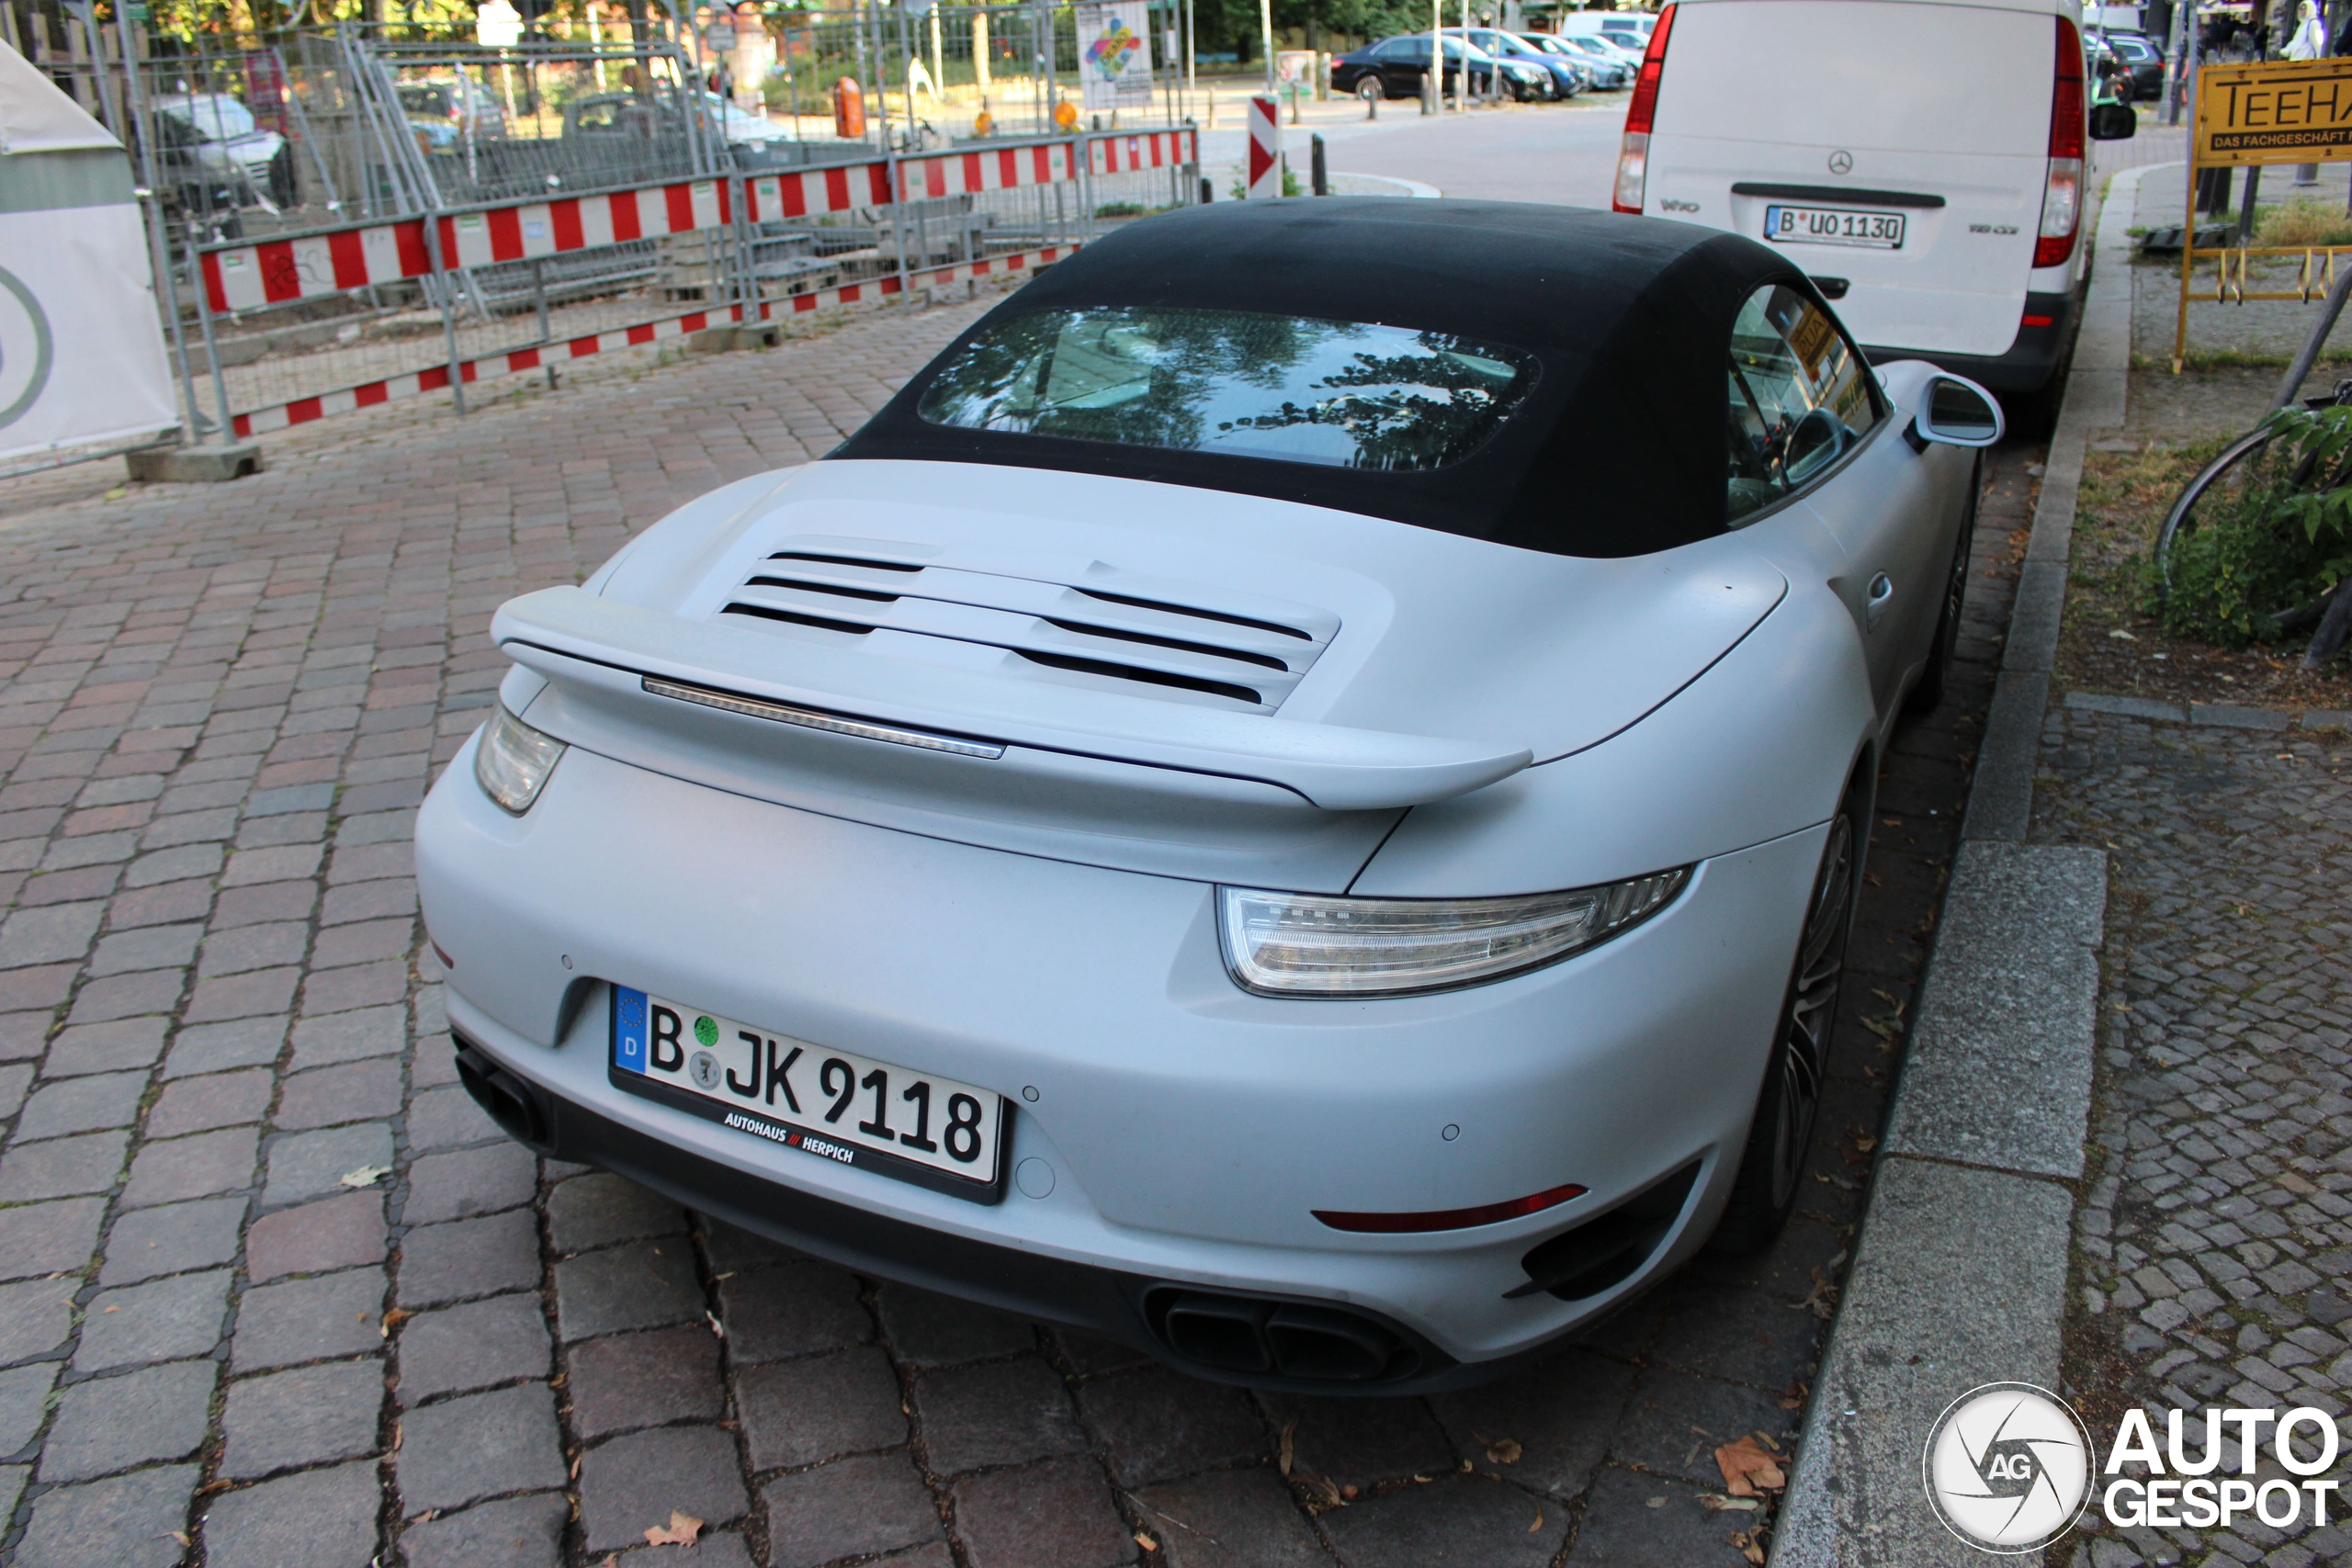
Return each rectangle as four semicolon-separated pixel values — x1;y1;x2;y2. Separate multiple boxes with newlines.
716;544;1340;713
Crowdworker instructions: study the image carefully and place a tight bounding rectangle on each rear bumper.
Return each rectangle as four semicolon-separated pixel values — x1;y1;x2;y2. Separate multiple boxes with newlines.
1863;288;2078;395
419;736;1826;1385
451;1028;1510;1392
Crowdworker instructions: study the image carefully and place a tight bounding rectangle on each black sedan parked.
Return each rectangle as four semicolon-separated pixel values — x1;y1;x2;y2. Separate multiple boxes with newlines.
1330;34;1550;101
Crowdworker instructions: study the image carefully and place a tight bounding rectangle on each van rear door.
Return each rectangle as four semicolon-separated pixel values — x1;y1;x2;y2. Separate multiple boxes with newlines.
1643;0;2052;358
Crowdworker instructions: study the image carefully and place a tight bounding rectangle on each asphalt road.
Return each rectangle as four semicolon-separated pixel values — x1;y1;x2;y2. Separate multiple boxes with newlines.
1191;90;1627;207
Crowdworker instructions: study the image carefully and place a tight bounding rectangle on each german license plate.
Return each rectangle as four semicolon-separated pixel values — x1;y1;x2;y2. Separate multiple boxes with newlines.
1764;204;1905;249
609;987;1007;1202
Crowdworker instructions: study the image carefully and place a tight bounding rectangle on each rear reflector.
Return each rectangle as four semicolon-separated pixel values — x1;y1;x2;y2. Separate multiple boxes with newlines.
1612;5;1677;214
1314;1182;1588;1233
2021;313;2055;328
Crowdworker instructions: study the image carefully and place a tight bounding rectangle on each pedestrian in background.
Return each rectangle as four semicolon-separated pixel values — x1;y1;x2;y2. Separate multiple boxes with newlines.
2290;0;2328;183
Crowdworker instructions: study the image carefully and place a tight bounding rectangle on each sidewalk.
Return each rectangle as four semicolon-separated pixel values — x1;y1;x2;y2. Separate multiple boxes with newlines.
1775;154;2352;1568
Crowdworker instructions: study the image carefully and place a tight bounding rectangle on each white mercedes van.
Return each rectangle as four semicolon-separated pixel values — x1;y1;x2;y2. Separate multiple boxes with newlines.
1613;0;2135;393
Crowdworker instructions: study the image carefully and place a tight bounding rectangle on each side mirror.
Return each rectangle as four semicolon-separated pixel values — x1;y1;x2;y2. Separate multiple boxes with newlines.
2089;101;2137;140
1913;375;2005;448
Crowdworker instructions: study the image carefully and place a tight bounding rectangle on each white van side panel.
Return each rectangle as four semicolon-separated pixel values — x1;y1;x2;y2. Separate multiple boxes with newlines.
1645;0;2056;357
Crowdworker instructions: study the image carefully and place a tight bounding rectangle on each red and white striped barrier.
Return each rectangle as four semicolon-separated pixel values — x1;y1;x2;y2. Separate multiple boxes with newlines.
892;140;1081;203
1246;97;1282;200
202;178;734;314
1087;128;1199;175
203;130;1194;317
227;244;1080;441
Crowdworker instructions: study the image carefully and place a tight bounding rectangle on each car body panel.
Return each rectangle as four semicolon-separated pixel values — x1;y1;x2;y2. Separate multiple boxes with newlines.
497;459;1797;882
415;209;1981;1384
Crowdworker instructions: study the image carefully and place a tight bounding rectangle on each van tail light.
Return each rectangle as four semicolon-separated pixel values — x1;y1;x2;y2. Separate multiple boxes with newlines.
2034;15;2086;268
1612;3;1677;214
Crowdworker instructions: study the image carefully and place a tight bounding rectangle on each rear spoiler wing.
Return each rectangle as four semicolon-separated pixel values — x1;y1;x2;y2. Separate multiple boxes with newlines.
492;587;1532;811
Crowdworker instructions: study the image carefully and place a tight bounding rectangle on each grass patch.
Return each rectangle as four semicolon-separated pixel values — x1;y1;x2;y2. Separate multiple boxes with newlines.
2058;443;2352;709
2256;196;2352;249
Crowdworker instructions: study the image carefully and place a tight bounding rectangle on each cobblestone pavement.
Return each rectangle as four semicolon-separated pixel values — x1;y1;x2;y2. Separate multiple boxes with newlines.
0;288;2027;1568
2041;708;2352;1568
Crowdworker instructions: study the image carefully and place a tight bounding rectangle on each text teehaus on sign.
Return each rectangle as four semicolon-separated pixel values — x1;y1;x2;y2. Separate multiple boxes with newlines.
2195;56;2352;164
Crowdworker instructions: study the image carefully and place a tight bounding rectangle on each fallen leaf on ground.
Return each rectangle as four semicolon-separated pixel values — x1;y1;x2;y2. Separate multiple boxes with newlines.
1303;1474;1343;1507
1715;1436;1787;1497
1485;1437;1522;1464
1340;1483;1359;1500
338;1165;391;1188
165;1531;190;1547
643;1510;704;1546
407;1509;439;1524
1134;1531;1158;1551
1698;1494;1761;1512
1528;1507;1544;1532
1279;1417;1297;1478
380;1307;413;1337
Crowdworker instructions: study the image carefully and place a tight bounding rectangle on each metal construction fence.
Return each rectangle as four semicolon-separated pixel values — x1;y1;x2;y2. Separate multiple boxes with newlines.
5;5;1200;472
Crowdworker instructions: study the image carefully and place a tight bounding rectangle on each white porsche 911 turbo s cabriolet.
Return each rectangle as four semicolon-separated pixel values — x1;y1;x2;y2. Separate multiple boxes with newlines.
416;198;2002;1392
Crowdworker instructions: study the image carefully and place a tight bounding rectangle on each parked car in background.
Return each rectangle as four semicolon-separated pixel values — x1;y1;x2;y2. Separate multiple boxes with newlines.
2099;30;2164;99
397;77;510;141
151;92;294;209
1558;10;1657;52
562;90;796;175
417;197;2006;1393
1331;34;1552;100
1539;32;1637;88
1617;0;2134;395
1442;27;1587;96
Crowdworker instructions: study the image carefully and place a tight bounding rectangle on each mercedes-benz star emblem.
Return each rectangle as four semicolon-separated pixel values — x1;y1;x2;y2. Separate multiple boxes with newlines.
1827;150;1853;175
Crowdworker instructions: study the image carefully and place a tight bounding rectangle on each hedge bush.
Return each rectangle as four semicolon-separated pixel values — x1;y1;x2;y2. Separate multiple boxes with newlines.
2150;404;2352;649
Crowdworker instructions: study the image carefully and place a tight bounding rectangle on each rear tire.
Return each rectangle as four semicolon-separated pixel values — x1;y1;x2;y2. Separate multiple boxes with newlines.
1356;75;1384;103
1709;781;1863;1255
1903;451;1980;716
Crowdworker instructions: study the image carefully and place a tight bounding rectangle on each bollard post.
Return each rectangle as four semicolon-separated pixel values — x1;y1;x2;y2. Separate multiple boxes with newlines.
1310;132;1327;196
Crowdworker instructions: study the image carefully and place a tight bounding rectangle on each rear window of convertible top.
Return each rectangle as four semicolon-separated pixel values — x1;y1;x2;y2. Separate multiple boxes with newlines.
915;307;1541;473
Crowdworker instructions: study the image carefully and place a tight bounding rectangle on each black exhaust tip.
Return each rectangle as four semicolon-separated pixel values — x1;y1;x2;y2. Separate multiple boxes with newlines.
454;1040;557;1154
1148;1289;1416;1383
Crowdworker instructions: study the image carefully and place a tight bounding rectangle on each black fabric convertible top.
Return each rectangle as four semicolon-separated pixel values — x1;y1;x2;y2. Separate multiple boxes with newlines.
833;198;1820;558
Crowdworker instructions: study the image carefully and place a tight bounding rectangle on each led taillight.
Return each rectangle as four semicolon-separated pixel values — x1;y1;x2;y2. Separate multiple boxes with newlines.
2035;15;2086;268
1612;4;1677;215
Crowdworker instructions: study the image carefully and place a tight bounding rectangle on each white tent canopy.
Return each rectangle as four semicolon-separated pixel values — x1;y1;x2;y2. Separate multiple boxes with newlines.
0;39;180;467
0;37;120;154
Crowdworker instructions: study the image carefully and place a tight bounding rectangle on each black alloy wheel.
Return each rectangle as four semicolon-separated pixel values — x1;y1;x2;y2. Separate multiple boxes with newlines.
1904;451;1979;716
1710;784;1862;1254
